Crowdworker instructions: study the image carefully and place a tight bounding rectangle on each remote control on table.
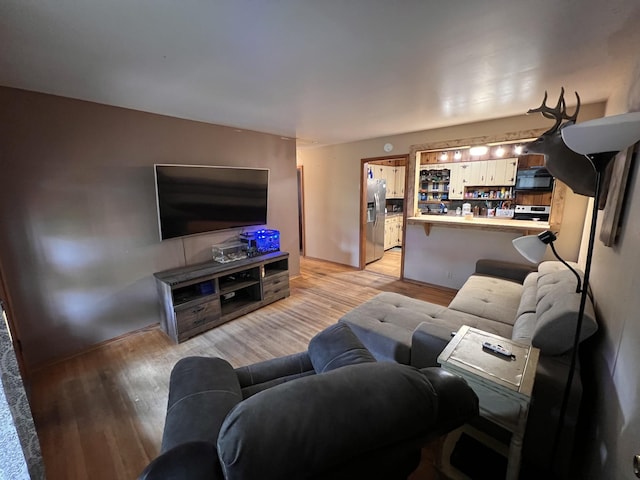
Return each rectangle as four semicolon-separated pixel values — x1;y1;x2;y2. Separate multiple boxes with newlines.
482;341;514;358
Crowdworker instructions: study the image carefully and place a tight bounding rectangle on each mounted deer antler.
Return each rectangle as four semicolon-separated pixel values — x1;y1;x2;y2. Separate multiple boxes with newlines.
523;88;597;197
527;87;581;136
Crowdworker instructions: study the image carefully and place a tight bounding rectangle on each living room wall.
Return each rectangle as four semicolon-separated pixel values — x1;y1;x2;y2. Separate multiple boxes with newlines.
0;87;299;369
298;102;605;268
578;58;640;479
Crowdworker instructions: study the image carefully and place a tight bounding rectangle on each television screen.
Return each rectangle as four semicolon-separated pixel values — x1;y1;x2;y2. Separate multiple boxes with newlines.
154;164;269;240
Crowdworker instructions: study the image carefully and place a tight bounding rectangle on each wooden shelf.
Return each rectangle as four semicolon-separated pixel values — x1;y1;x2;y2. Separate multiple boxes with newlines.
220;279;260;296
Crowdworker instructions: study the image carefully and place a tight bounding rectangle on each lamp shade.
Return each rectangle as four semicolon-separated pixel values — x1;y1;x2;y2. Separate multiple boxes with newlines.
512;235;548;263
561;111;640;155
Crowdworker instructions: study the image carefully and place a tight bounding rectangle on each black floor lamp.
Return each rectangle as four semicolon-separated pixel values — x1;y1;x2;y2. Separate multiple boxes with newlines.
512;110;640;474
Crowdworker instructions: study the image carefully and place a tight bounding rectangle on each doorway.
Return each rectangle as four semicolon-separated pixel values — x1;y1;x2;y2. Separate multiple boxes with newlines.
359;155;408;279
0;263;27;379
297;166;305;256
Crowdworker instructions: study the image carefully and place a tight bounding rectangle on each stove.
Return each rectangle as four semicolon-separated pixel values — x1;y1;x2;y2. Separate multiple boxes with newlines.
514;205;550;221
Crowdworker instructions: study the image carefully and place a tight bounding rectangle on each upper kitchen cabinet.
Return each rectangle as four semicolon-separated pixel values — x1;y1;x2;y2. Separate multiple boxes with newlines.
488;158;518;186
469;161;488;186
372;164;405;199
389;165;405;199
448;163;467;200
465;159;516;187
371;164;390;184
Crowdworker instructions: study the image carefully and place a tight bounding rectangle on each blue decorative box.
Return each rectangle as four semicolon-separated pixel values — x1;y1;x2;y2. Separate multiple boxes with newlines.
241;229;280;255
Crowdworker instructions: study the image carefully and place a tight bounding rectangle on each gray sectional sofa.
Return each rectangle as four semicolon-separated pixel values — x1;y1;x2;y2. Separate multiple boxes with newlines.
340;259;598;478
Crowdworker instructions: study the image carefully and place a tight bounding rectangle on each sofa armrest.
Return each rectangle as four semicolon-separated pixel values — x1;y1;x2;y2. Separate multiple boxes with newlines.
522;353;583;477
162;357;242;452
138;441;223;480
420;367;479;438
234;351;313;388
475;259;537;284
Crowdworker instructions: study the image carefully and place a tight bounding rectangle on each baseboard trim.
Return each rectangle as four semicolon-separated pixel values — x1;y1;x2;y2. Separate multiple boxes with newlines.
29;323;161;374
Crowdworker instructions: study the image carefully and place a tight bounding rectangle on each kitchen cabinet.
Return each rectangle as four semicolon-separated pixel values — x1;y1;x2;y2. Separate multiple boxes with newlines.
371;164;405;199
384;215;403;249
384;216;395;250
386;165;406;199
392;165;406;198
449;163;468;200
372;164;389;184
385;166;397;198
421;159;516;202
466;158;518;186
469;161;488;186
485;160;497;185
395;215;404;247
496;158;518;185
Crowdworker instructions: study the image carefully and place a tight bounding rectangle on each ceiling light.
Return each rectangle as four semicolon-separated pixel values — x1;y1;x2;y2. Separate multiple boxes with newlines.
469;146;488;156
440;152;448;161
454;150;462;160
495;146;505;157
514;144;523;155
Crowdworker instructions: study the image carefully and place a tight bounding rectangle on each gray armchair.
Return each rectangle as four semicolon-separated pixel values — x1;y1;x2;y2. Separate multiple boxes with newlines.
139;323;479;480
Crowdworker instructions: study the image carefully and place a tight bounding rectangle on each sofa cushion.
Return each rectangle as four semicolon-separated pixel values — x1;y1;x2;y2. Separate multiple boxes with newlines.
516;272;539;318
308;322;376;373
532;288;598;355
339;292;447;363
340;292;514;364
217;362;440;480
448;275;522;325
536;269;582;299
511;312;537;345
538;260;581;275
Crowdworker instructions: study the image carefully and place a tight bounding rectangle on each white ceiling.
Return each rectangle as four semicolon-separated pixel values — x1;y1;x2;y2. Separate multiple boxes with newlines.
1;1;639;147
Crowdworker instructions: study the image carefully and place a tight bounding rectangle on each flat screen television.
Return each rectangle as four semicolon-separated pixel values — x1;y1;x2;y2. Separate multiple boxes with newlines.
154;164;269;241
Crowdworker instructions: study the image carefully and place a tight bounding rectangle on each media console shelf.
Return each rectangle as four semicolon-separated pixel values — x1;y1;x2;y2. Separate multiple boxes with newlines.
154;251;290;343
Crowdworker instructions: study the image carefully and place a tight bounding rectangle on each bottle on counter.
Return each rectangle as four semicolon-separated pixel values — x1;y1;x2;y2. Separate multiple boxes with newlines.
473;205;479;216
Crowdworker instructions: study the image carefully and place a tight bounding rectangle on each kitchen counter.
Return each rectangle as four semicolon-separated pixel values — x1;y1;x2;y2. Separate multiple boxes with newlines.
407;214;550;236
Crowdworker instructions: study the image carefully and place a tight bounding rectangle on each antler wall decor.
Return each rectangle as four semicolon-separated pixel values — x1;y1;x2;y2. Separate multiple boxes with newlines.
523;88;599;197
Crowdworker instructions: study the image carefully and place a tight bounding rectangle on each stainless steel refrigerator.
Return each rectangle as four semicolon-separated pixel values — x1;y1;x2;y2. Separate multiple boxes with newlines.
366;178;386;263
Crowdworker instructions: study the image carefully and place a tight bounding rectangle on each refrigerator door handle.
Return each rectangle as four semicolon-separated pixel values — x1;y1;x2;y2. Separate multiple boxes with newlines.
373;192;379;226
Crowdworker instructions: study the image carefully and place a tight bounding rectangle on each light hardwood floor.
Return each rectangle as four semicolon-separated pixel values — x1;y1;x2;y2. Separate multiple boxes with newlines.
28;256;456;480
366;248;402;277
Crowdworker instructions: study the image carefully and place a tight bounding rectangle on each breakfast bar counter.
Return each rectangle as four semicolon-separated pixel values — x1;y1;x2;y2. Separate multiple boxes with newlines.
402;214;552;290
407;214;550;236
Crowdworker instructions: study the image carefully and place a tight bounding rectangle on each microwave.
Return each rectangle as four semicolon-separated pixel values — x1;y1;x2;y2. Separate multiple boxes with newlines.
515;167;554;191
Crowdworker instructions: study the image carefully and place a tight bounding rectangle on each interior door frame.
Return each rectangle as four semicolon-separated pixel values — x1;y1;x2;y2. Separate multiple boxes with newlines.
0;260;28;379
297;165;306;256
359;154;408;277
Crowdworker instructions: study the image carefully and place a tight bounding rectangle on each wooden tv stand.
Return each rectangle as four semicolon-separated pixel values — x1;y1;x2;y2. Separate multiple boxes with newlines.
154;251;290;343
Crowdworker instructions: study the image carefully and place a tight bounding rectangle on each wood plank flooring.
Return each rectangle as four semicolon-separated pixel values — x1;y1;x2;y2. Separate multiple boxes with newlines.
28;257;457;480
365;248;402;277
